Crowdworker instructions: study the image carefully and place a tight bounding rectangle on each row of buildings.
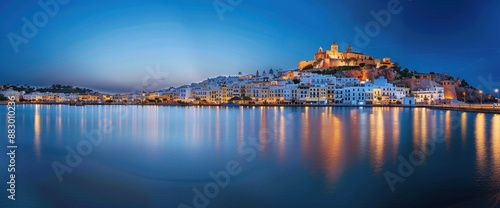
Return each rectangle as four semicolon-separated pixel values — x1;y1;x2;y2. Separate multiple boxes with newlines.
0;90;163;104
1;70;449;105
165;71;445;105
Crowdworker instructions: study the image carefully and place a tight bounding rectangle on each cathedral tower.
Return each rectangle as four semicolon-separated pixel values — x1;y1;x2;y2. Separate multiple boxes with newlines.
331;42;338;53
346;45;353;53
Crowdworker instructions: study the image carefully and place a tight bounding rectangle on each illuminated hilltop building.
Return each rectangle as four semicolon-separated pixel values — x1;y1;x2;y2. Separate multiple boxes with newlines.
298;42;393;70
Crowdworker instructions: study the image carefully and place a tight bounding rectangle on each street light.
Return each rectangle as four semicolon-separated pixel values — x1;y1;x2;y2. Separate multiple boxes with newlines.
462;92;466;103
495;89;499;103
479;90;483;105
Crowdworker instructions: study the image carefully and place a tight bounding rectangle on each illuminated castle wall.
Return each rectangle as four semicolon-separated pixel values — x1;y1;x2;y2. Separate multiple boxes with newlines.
298;42;393;70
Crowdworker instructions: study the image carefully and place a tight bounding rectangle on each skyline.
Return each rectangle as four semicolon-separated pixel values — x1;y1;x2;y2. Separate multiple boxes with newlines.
1;0;500;93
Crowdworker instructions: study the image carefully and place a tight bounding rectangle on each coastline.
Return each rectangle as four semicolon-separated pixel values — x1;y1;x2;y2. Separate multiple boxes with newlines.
2;102;500;114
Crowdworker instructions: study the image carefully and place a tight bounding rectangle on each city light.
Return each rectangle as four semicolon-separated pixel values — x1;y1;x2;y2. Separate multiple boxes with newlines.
479;90;483;105
495;89;499;104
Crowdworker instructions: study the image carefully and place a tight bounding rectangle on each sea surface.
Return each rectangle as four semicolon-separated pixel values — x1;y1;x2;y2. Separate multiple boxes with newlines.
1;105;500;207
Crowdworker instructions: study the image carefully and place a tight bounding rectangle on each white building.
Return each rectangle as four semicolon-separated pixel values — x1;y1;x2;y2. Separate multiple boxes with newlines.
173;86;193;102
1;89;24;101
412;87;445;104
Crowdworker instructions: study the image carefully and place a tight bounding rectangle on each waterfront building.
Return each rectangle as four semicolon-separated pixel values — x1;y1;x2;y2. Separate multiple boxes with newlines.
403;97;416;105
1;89;24;101
160;92;174;103
412;87;445;104
440;80;457;101
129;94;144;103
78;94;100;103
334;87;344;104
172;86;193;102
101;94;113;102
326;84;336;104
308;85;327;104
113;94;129;103
60;93;78;102
343;83;374;105
210;88;222;104
268;85;285;104
22;92;46;102
193;87;212;103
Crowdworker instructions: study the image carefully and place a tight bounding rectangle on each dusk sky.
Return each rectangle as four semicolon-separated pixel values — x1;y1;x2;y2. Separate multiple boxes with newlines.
1;0;499;93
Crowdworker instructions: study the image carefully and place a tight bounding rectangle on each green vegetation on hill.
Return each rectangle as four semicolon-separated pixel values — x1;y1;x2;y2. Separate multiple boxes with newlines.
392;62;412;78
460;79;471;88
303;64;313;70
6;84;94;94
313;66;362;75
0;94;8;101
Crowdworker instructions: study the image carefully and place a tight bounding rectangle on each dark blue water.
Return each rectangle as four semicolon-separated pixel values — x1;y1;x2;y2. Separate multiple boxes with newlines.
1;105;500;207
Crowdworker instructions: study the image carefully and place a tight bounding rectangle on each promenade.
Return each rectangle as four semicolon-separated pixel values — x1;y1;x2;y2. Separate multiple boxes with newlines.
3;102;500;114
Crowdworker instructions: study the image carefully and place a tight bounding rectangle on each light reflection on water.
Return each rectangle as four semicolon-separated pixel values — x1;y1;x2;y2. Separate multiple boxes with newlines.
2;105;500;207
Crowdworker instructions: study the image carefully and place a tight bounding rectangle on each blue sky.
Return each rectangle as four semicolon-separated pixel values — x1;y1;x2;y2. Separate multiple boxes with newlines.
1;0;499;93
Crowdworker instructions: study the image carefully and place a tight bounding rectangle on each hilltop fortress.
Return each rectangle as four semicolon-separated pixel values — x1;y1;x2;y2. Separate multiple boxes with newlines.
298;42;393;70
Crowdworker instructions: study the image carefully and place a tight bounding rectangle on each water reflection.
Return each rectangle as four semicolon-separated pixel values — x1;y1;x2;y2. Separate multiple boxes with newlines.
215;107;221;150
491;115;500;188
34;105;41;160
259;107;268;155
445;110;452;150
278;108;286;162
148;106;159;146
358;109;369;159
17;105;500;207
301;107;311;160
413;108;421;152
237;108;245;149
392;108;400;159
475;113;487;176
420;108;428;156
321;111;344;185
369;108;385;174
56;105;62;143
461;112;467;147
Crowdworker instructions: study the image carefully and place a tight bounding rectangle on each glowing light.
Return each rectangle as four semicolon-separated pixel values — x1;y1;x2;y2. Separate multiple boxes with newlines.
278;109;286;162
475;113;486;176
491;115;500;187
34;105;41;160
445;110;451;151
392;108;400;159
369;108;385;174
461;113;467;146
322;113;344;185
